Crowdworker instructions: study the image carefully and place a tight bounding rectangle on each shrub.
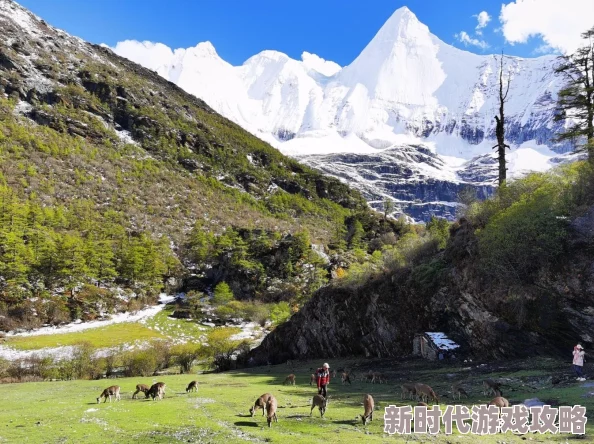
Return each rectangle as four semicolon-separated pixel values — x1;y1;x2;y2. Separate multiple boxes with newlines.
71;342;101;380
0;358;9;379
122;349;158;377
172;343;203;374
242;302;270;326
478;185;567;283
270;302;291;326
426;216;450;250
57;360;76;381
27;355;57;380
204;328;242;372
150;340;174;370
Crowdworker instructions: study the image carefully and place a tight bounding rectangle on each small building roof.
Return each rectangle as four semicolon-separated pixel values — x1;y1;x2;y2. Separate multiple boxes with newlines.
424;332;459;351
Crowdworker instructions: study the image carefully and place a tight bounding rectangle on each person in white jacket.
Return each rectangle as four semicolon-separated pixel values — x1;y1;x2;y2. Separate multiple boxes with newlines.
573;344;586;381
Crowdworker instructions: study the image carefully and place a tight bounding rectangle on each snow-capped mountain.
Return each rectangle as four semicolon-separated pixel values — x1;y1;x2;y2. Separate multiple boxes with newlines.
113;7;577;220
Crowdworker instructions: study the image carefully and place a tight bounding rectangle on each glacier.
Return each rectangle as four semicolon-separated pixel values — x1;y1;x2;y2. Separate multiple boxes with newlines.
112;6;579;221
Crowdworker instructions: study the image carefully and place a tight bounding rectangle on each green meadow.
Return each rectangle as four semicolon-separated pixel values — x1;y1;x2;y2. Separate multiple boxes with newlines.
1;357;593;443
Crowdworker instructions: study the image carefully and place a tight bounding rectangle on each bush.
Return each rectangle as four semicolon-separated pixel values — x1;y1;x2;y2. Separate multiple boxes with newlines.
57;360;76;381
0;358;10;379
150;340;174;370
242;302;270;327
172;343;203;374
122;349;158;377
478;184;567;283
28;355;58;380
270;302;291;326
204;328;243;372
71;342;101;379
426;216;449;250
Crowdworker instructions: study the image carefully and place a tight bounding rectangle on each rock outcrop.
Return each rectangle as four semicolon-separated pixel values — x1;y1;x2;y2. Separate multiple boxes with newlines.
251;216;594;363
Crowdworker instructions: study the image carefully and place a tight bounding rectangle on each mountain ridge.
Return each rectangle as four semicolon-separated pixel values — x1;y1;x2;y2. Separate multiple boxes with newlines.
111;6;577;220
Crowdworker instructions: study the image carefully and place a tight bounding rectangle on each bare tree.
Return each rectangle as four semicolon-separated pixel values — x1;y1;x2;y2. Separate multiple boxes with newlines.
493;52;511;187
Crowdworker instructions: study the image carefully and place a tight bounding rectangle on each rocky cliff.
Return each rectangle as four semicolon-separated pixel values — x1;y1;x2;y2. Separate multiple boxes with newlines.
251;209;594;363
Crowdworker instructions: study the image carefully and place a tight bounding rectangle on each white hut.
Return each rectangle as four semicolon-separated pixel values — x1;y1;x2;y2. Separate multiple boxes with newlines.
413;332;460;360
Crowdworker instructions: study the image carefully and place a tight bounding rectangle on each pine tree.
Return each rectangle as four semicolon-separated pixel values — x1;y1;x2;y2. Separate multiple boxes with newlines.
331;220;347;251
555;26;594;163
188;222;214;263
348;220;365;250
86;239;117;285
54;234;89;291
213;281;234;305
493;52;511;186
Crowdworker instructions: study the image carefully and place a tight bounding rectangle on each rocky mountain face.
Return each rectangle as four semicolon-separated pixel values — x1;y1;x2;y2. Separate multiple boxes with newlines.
298;145;493;220
250;209;594;362
113;7;575;221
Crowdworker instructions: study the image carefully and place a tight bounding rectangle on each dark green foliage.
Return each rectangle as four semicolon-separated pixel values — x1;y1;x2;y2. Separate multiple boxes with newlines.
555;26;594;162
187;225;328;303
426;216;450;250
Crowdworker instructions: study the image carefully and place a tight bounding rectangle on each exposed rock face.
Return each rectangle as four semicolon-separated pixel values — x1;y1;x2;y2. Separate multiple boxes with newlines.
251;217;594;363
298;146;495;220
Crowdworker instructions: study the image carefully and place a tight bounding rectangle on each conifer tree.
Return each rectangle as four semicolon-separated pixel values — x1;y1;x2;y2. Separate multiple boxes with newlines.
555;26;594;162
349;220;365;250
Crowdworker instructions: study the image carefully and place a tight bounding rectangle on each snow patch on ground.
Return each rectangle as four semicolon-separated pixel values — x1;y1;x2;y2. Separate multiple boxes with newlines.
6;304;165;338
13;100;33;115
229;322;260;341
115;129;138;145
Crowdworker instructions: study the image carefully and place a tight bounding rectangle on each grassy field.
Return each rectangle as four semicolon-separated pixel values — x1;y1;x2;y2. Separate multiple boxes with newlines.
4;323;166;350
1;357;593;443
3;306;229;351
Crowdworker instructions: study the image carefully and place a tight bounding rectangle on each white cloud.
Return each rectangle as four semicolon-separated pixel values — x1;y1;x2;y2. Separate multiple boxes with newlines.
475;11;491;30
455;31;490;50
301;52;342;77
112;40;176;73
500;0;594;54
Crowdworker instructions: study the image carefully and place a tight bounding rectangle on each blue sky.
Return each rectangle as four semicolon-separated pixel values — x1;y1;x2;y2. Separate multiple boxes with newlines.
18;0;562;65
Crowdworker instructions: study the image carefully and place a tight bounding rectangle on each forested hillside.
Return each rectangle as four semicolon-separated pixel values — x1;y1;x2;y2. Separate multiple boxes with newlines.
252;162;594;361
0;1;398;331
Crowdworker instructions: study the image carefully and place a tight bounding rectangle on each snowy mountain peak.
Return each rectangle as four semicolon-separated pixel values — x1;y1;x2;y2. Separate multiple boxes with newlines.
192;41;218;58
104;4;574;221
337;6;443;106
301;51;342;77
373;6;426;43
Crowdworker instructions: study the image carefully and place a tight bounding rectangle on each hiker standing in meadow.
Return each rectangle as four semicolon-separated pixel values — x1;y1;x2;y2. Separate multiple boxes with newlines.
316;363;331;398
573;344;586;381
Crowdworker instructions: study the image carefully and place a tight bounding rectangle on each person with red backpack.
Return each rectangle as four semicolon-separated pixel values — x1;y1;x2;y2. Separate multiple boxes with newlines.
316;363;331;398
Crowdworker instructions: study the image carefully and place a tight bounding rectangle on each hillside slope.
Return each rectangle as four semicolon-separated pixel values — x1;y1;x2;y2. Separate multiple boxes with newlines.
251;164;594;362
0;0;384;330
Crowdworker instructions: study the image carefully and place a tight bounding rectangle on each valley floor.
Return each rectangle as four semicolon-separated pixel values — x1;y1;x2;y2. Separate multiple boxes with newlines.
1;357;593;443
0;302;265;361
